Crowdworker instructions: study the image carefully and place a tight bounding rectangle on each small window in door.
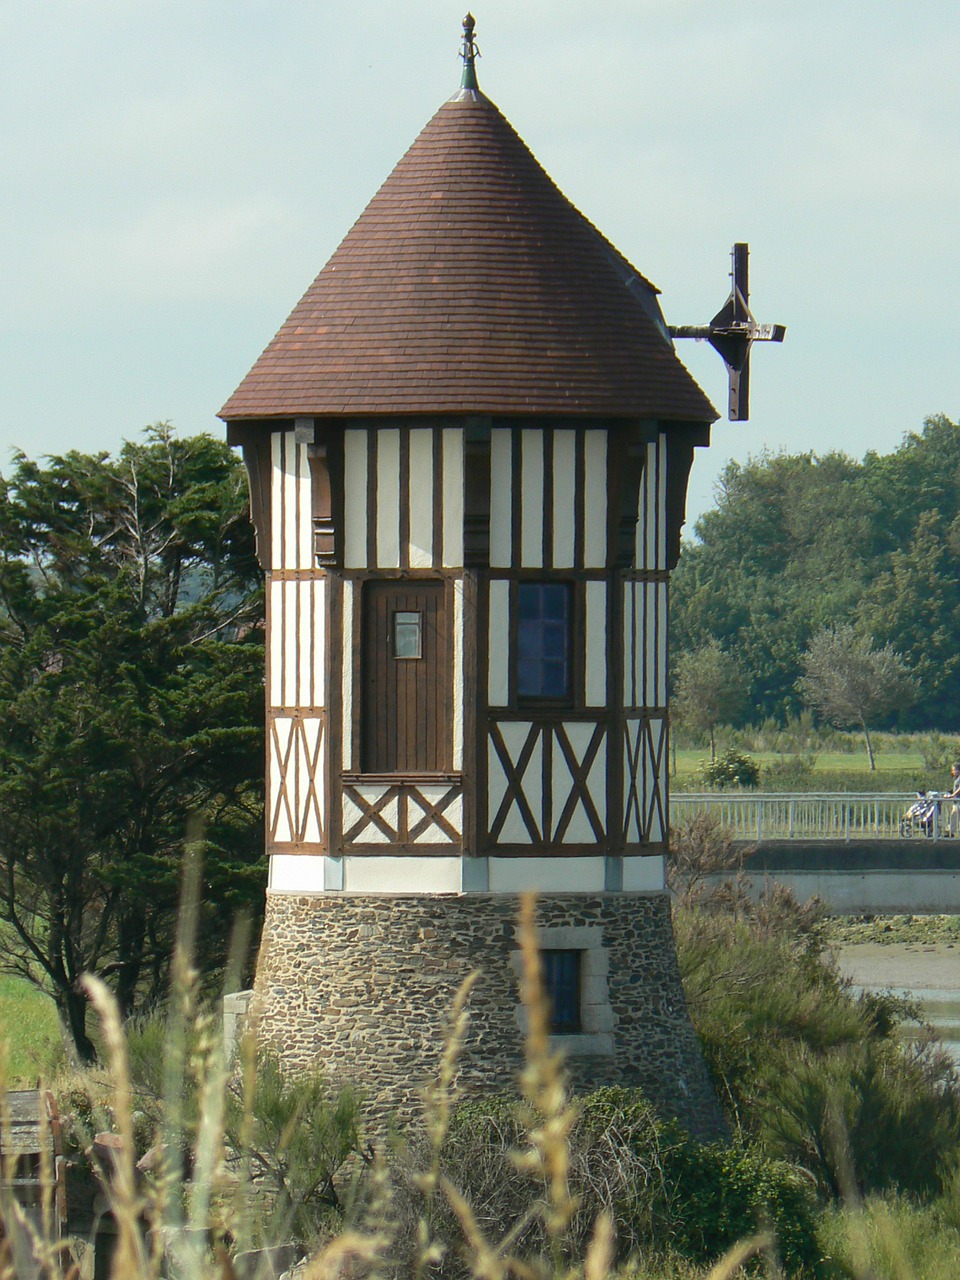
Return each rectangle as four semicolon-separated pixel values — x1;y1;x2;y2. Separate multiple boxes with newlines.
394;611;422;659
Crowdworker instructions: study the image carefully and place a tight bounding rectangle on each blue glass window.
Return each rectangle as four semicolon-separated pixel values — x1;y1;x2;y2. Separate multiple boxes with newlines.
517;582;573;702
542;950;582;1034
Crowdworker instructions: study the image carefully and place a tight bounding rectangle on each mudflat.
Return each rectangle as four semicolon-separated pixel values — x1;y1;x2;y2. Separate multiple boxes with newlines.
834;941;960;990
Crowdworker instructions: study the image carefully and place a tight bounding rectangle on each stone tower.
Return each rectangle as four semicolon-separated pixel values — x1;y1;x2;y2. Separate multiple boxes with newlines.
221;19;724;1139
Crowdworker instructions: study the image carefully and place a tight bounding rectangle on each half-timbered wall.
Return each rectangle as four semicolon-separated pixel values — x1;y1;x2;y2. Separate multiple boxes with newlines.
343;426;464;570
622;435;669;845
262;421;673;868
267;430;328;852
483;427;617;854
338;425;466;855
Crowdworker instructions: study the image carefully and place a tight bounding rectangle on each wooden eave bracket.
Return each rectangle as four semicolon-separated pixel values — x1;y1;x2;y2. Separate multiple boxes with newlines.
664;422;711;569
226;421;273;571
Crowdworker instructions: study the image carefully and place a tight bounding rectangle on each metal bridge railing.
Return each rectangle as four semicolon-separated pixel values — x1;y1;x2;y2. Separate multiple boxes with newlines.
669;792;953;842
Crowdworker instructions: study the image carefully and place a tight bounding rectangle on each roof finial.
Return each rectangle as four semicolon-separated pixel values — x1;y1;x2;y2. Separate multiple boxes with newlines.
460;12;480;92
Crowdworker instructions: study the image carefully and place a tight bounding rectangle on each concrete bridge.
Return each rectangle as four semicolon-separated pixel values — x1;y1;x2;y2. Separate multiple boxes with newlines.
729;840;960;913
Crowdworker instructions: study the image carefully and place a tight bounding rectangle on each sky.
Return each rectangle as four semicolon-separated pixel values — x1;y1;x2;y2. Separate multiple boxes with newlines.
3;1;959;533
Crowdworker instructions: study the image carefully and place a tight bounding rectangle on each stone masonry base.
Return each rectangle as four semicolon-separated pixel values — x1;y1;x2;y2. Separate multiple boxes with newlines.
252;890;726;1142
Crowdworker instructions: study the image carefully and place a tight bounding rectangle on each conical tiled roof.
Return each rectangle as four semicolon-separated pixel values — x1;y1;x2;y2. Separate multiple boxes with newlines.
219;85;717;424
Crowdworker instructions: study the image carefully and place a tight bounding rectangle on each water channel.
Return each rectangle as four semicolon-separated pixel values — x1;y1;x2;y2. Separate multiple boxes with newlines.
834;942;960;1065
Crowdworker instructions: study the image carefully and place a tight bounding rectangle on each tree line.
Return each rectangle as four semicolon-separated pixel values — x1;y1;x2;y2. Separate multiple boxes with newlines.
671;414;960;737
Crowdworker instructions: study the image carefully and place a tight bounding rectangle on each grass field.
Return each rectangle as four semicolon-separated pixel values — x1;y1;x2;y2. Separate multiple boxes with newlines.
673;747;928;787
0;973;63;1084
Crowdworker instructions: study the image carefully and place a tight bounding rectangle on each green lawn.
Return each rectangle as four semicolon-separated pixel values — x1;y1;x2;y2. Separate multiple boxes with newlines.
673;747;928;787
0;974;63;1084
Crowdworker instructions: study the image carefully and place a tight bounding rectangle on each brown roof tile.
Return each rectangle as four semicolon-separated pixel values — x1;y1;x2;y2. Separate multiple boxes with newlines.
219;89;717;424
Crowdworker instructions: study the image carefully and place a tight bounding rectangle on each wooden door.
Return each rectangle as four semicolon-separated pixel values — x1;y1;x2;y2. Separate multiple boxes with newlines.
361;580;450;773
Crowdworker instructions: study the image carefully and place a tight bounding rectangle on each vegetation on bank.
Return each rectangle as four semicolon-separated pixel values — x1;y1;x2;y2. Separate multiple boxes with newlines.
3;869;959;1277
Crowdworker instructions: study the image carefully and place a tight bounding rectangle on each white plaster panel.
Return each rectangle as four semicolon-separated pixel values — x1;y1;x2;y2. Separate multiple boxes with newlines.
269;580;283;708
270;432;284;569
622;856;666;892
444;792;463;833
380;795;400;830
341;791;364;831
341;580;354;770
550;737;574;841
487;579;510;706
344;857;463;894
343;431;368;569
283;580;298;708
520;429;544;568
649;718;665;842
499;723;540;843
377;429;401;568
453;578;464;769
500;802;534;844
563;800;595;844
635;581;644;707
587;735;607;827
442;428;464;567
488;737;509;826
283;436;299;575
488;857;606;893
312;578;326;708
657;581;668;706
622;582;632;707
302;743;322;844
408;428;434;568
624;722;641;844
644;582;657;708
563;721;595;760
583;431;607;567
269;855;326;892
296;440;312;569
552;430;576;568
356;785;391;805
643;441;657;571
298;580;312;707
269;723;285;838
489;429;513;568
357;825;391;845
585;580;606;706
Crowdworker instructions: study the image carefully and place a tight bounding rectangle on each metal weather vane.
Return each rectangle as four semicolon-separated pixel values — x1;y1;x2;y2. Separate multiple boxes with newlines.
669;242;785;421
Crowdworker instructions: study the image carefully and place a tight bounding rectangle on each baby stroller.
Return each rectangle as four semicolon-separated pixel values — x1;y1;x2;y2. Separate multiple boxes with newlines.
900;790;944;838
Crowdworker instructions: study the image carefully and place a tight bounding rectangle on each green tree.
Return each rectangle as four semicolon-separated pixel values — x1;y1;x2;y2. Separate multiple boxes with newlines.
673;640;747;758
671;416;960;728
0;427;265;1060
796;624;916;769
858;509;960;726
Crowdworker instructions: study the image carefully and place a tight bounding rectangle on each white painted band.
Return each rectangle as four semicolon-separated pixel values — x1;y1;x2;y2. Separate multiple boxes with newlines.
267;854;666;896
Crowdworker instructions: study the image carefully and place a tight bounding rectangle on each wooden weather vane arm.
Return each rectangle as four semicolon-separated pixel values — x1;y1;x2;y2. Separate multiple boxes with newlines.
668;242;786;421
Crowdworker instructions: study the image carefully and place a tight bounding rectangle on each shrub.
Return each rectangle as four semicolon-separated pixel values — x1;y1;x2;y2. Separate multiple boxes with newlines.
697;749;760;789
675;893;960;1202
667;811;744;905
761;753;818;790
418;1089;823;1276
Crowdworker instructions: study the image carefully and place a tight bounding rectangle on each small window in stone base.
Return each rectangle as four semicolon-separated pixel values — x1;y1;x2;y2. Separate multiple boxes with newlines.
542;949;582;1034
